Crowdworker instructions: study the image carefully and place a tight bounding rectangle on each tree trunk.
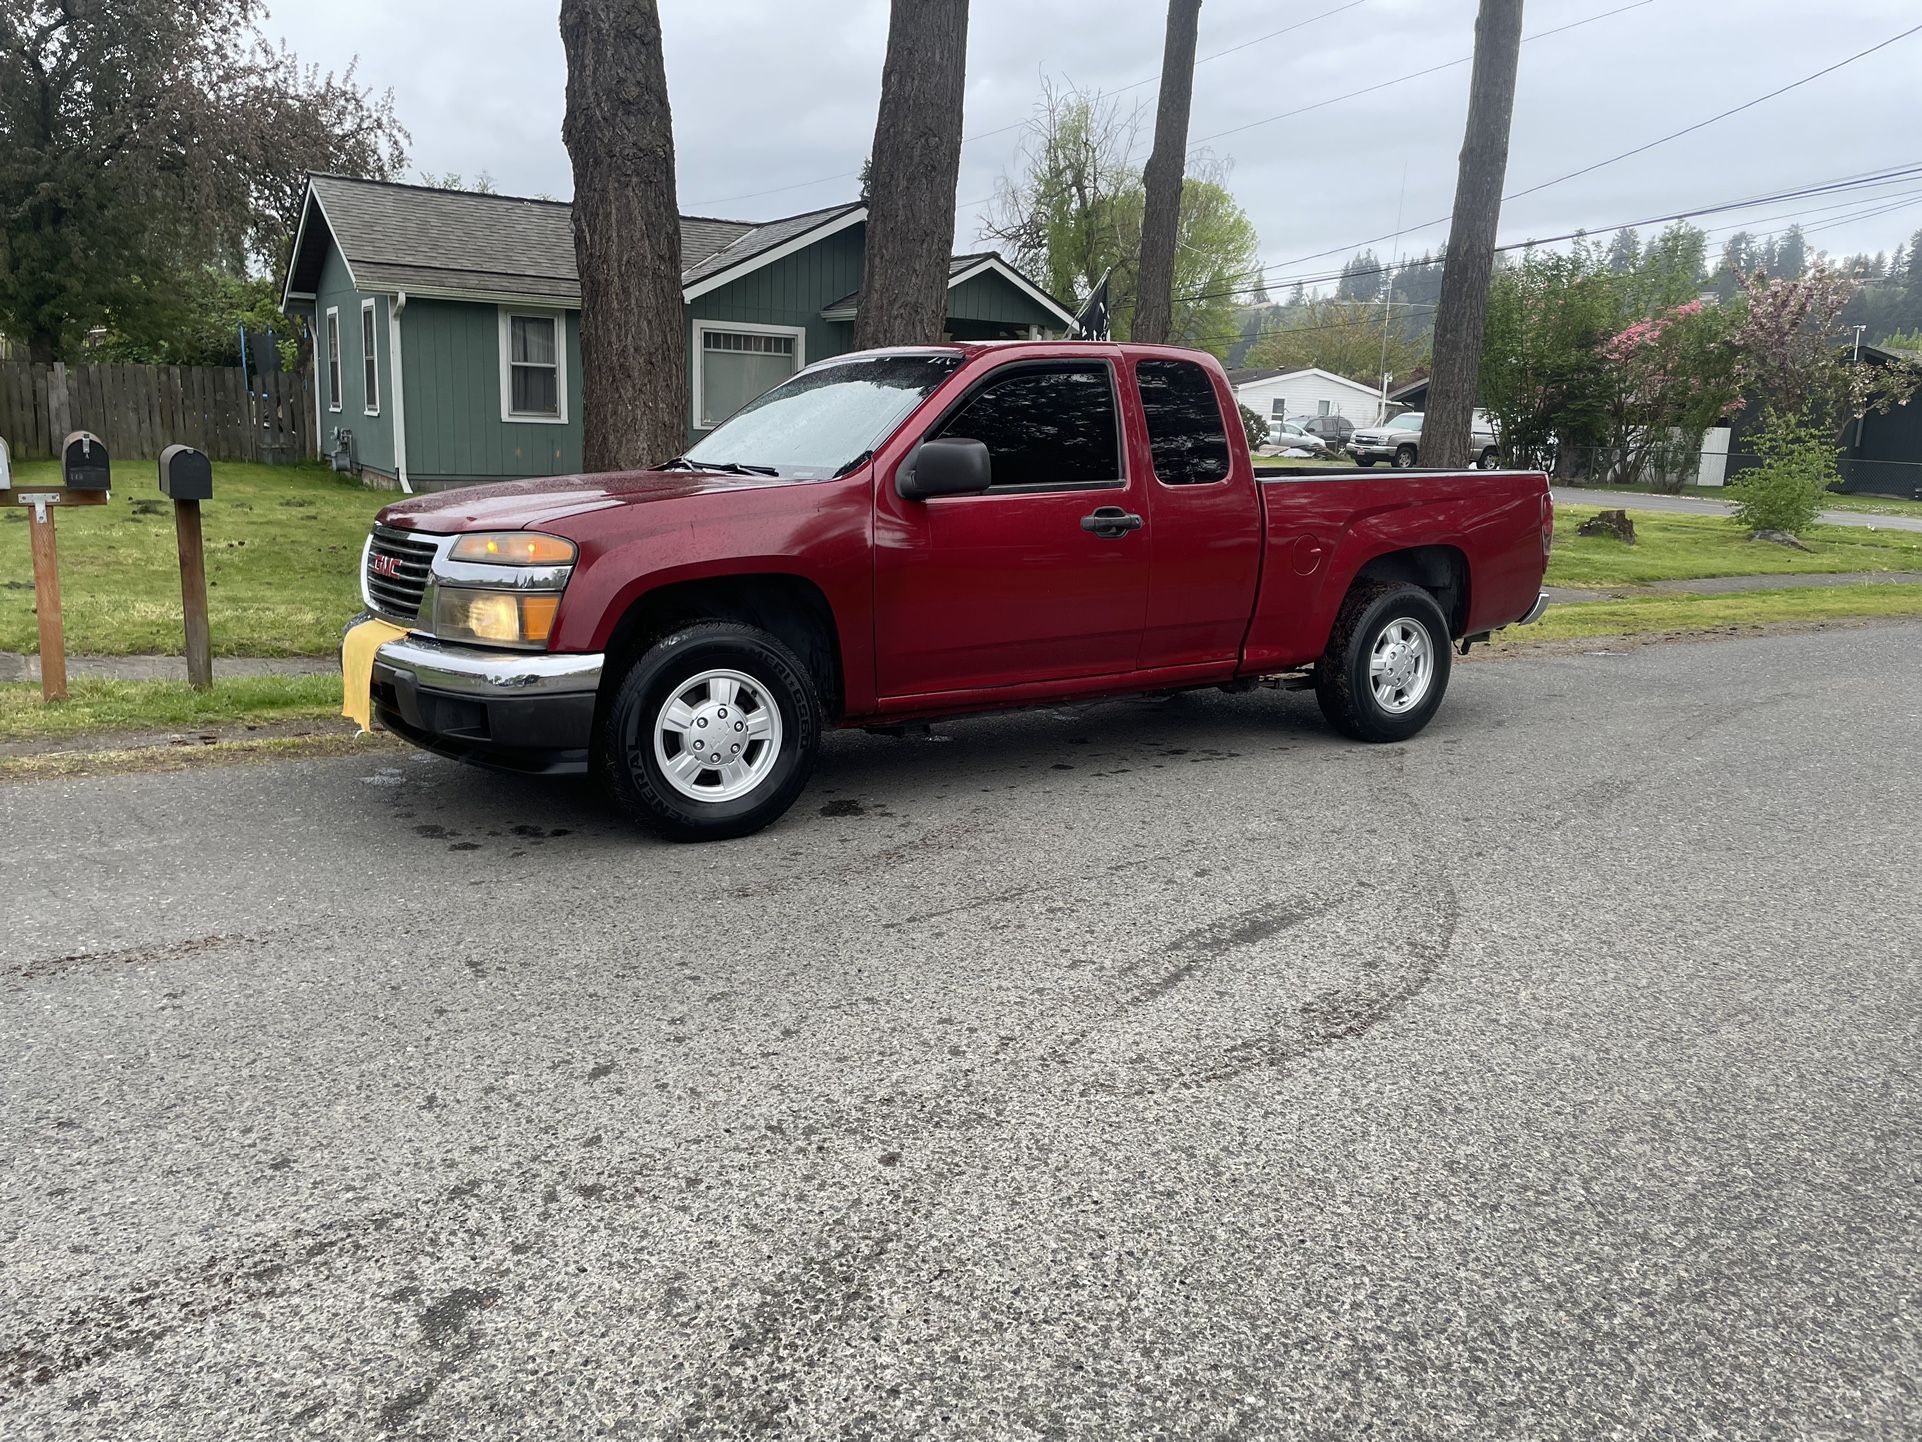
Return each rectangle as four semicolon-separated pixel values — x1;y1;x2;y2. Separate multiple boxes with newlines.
26;332;59;364
1131;0;1202;346
1423;0;1524;470
560;0;686;472
854;0;970;349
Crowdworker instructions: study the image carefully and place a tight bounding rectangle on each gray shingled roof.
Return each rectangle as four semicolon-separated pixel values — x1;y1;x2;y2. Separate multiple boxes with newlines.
819;252;1070;319
292;175;859;303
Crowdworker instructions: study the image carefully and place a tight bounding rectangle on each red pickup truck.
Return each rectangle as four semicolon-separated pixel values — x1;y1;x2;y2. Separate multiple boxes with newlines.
345;343;1550;839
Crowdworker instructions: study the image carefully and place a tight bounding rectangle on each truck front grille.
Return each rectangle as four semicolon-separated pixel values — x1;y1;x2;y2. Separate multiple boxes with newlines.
364;524;439;623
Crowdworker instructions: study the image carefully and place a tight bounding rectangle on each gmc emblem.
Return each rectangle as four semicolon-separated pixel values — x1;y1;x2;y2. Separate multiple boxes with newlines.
369;554;403;579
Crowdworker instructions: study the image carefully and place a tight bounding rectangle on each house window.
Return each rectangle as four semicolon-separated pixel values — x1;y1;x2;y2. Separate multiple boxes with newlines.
325;307;341;411
497;310;568;424
1318;399;1332;416
361;299;380;416
1269;398;1287;420
696;323;804;430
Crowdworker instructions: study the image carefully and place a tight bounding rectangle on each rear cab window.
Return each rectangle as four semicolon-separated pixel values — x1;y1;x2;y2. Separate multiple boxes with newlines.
1135;358;1231;486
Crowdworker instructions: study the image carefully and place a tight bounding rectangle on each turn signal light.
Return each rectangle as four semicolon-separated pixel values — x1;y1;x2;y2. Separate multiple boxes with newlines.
450;532;577;566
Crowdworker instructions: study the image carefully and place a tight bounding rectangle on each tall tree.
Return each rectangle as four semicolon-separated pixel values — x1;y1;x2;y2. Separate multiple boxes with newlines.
0;0;403;361
561;0;685;471
1131;0;1202;345
854;0;969;348
981;88;1257;354
1425;0;1524;468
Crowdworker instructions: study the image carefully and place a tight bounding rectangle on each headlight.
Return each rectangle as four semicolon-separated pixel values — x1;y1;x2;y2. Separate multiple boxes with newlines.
449;532;576;565
433;588;563;648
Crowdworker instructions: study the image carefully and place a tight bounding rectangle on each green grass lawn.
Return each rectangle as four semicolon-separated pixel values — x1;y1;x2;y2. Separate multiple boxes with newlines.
0;673;343;742
0;458;385;657
1548;505;1922;587
1504;583;1922;644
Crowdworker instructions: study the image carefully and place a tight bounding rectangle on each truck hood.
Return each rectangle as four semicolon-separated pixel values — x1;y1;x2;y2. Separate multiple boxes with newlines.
375;468;809;533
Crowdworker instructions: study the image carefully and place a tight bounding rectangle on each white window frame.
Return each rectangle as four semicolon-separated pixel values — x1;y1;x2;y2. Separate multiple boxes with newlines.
324;306;341;412
497;308;569;425
1318;399;1332;416
692;319;806;431
360;298;380;416
1269;398;1287;420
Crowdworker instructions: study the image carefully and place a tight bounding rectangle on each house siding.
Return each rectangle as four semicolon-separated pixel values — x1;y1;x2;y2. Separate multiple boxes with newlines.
1232;370;1384;425
684;226;865;438
313;247;396;477
400;299;584;483
944;271;1060;329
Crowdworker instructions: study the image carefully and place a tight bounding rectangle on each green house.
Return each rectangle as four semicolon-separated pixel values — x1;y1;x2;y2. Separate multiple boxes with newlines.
279;174;1076;489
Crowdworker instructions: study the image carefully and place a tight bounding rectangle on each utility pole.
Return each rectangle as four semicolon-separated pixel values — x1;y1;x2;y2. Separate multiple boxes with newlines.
1423;0;1525;469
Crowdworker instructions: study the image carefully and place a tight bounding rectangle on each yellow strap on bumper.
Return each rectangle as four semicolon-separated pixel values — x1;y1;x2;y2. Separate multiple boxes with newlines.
341;617;411;733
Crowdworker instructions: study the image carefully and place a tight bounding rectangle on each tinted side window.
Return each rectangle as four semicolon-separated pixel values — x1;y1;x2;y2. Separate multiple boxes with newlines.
936;364;1121;490
1136;359;1231;486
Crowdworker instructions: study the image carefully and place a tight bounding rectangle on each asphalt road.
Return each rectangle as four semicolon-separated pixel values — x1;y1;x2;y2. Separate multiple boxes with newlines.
4;625;1918;1441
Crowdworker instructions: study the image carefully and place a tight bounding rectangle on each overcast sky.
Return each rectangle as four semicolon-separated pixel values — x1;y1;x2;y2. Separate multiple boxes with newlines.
263;0;1922;292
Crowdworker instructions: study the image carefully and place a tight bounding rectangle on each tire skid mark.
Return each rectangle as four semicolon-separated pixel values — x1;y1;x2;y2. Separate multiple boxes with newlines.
2;930;281;984
0;1203;407;1401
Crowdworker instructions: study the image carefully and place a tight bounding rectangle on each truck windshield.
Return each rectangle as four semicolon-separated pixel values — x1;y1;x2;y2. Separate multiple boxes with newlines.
680;353;963;479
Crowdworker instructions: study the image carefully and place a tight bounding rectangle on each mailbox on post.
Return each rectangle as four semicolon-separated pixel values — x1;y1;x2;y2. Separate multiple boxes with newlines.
10;432;107;701
61;431;111;491
158;444;215;689
158;444;213;500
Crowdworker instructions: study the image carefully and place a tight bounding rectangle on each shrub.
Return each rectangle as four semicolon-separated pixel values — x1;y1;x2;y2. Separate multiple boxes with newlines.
1237;401;1265;450
1729;410;1840;539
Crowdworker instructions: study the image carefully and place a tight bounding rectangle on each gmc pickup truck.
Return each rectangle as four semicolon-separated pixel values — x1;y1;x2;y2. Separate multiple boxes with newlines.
342;343;1551;840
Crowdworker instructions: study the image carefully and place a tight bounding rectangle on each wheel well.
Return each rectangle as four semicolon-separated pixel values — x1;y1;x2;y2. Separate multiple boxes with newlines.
601;573;844;719
1352;546;1471;636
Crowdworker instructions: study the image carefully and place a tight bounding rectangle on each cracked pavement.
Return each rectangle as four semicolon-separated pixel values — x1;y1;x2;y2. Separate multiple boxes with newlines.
3;623;1918;1439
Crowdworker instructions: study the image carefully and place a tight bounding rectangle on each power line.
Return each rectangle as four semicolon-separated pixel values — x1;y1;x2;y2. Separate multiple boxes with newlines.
1165;23;1922;304
682;0;1373;210
1166;164;1922;307
1183;0;1657;151
1170;158;1922;306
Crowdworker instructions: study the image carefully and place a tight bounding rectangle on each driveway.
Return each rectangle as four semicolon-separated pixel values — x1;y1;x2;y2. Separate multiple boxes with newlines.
3;626;1917;1440
1553;485;1922;532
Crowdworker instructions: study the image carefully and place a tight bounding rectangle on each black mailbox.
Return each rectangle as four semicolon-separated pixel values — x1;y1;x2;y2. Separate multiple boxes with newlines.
158;444;213;501
61;431;111;491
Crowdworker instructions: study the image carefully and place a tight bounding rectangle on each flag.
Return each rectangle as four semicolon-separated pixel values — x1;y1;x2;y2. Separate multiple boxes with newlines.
1073;268;1112;340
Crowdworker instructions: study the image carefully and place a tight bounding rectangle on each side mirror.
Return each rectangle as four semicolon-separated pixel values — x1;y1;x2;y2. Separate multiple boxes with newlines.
897;437;992;500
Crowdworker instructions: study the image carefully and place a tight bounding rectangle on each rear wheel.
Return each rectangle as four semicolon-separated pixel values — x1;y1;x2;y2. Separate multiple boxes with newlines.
1478;447;1500;470
1394;445;1418;468
600;621;820;840
1314;582;1453;743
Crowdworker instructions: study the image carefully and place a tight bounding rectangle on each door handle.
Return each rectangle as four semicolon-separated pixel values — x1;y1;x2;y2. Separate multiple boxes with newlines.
1080;506;1144;538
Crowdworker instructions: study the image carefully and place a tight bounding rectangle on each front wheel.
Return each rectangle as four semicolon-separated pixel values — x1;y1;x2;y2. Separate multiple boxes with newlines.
1314;582;1453;743
1478;447;1500;470
600;621;821;840
1394;445;1418;468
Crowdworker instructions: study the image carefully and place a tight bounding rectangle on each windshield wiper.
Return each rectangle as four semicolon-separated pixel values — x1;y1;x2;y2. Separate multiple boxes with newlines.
658;456;778;476
831;450;874;478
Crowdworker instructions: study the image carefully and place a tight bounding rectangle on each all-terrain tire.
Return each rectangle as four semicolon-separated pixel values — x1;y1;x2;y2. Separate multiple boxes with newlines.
599;621;821;841
1394;445;1418;468
1314;582;1453;743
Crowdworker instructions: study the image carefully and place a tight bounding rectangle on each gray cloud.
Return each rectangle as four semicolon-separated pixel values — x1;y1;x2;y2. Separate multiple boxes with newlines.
261;0;1922;287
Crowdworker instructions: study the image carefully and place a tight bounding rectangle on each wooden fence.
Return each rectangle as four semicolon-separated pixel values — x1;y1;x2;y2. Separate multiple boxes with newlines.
0;361;311;463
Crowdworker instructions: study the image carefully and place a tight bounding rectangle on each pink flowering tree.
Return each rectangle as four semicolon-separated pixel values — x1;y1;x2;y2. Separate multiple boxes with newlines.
1597;297;1742;490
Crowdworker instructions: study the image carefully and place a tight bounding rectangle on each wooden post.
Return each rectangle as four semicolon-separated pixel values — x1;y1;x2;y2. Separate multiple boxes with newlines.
28;498;65;701
174;498;211;690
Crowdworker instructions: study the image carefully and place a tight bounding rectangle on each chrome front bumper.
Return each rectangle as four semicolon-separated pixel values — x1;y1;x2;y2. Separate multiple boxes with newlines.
371;628;604;698
346;612;603;773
